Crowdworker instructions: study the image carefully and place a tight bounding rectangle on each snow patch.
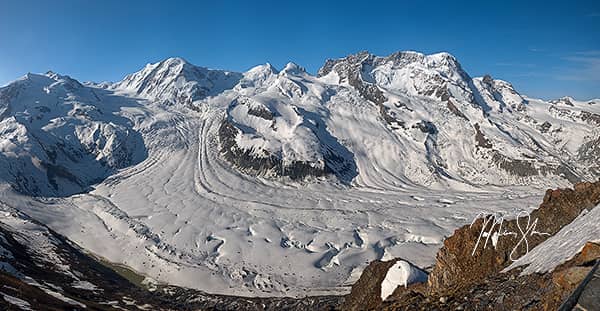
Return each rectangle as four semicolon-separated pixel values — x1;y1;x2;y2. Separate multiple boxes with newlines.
1;292;32;310
380;260;428;301
506;204;600;275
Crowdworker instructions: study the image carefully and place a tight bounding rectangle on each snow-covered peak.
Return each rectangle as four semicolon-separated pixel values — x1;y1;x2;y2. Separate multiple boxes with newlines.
472;75;527;112
235;63;280;93
44;70;73;81
159;56;189;66
318;50;465;79
281;62;306;75
317;50;475;105
0;71;147;196
550;96;576;106
383;50;461;70
246;63;280;77
113;57;242;104
12;72;50;84
47;72;85;91
44;70;59;78
4;71;84;97
424;51;460;66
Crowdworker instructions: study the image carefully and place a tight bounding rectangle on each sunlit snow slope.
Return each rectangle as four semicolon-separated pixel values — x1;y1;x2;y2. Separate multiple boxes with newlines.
0;52;599;296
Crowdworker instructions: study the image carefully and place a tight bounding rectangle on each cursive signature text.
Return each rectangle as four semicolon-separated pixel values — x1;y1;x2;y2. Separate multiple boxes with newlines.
470;211;550;261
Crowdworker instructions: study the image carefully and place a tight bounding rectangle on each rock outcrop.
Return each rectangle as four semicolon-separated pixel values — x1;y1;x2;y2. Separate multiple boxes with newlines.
343;181;600;310
427;181;600;295
342;259;409;311
379;244;600;310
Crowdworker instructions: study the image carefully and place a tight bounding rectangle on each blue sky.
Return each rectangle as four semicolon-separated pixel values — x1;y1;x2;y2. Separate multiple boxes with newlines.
0;0;599;99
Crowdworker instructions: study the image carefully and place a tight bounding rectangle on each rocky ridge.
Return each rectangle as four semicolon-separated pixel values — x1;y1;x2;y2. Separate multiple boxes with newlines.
343;181;600;310
2;52;600;196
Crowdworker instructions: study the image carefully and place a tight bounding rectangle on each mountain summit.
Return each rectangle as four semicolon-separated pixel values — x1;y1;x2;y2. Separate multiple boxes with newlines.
113;57;242;105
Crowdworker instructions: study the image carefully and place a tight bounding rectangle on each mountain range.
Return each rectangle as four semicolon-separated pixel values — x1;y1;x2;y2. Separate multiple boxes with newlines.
0;51;599;301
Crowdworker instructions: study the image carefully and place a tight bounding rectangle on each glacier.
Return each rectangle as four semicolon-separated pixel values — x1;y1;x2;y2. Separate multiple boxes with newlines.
0;51;598;297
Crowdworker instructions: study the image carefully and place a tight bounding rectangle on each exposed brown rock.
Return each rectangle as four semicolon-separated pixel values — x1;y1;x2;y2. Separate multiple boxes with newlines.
576;242;600;265
427;181;600;295
342;259;402;311
474;123;492;148
553;266;592;289
382;270;556;311
378;240;600;311
344;182;600;310
446;99;469;121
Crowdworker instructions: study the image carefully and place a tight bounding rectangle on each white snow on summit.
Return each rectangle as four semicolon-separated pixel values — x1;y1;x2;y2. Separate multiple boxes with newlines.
113;57;242;104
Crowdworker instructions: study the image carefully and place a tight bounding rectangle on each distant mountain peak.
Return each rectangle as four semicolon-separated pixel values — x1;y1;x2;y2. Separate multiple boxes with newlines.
43;71;82;86
161;56;189;64
254;62;279;74
317;50;465;79
316;50;476;108
550;96;576;106
113;57;242;104
232;63;280;92
281;62;306;75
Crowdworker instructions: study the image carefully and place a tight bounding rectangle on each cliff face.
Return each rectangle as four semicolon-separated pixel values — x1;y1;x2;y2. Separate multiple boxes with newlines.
427;181;600;295
343;181;600;310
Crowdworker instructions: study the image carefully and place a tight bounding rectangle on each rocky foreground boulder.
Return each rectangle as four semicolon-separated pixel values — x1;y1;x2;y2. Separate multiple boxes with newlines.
343;181;600;310
342;259;428;311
